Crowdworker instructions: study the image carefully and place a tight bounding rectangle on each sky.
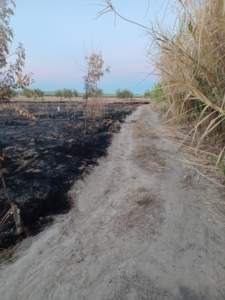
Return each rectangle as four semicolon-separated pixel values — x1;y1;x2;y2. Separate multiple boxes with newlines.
11;0;177;94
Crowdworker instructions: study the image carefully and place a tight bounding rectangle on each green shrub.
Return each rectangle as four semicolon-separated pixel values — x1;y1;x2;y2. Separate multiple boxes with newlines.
73;90;79;97
33;89;44;99
91;89;103;97
55;90;63;98
22;88;44;99
22;88;34;98
144;90;151;98
83;88;103;98
55;89;74;99
0;88;18;100
145;84;164;102
62;89;73;99
116;89;134;99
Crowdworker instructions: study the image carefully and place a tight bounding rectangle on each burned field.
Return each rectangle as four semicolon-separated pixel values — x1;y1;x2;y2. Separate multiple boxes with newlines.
0;101;142;249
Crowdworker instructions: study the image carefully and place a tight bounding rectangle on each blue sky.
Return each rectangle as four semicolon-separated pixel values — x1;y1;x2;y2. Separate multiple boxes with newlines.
11;0;176;94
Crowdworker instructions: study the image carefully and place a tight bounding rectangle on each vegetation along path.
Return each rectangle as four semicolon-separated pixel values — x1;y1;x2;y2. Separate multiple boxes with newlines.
0;105;225;300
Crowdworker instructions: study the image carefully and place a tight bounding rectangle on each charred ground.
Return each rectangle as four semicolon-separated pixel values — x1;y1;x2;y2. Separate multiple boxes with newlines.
0;101;144;249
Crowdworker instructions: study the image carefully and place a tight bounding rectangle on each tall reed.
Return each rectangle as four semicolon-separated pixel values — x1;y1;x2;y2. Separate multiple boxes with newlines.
154;0;225;162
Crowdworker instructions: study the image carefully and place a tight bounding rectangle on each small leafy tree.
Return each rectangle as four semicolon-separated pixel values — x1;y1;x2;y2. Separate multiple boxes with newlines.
83;52;110;100
0;1;31;100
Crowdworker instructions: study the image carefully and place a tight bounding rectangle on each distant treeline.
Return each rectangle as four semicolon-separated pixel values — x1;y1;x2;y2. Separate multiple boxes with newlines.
0;87;153;100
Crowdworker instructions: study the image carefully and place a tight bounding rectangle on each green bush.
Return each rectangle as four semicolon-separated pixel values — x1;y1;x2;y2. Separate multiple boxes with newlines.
144;90;151;98
83;88;103;98
55;89;75;99
116;89;133;99
22;88;44;99
33;89;44;99
10;89;18;98
55;90;63;98
22;88;34;98
63;89;73;99
0;88;17;100
91;89;103;97
55;89;80;99
73;90;79;97
145;84;164;102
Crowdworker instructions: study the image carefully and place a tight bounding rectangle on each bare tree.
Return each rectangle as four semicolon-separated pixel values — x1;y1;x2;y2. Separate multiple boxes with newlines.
83;52;110;100
83;52;110;130
0;0;31;100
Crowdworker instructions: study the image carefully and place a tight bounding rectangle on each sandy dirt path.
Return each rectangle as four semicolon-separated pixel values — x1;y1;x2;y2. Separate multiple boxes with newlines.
0;105;225;300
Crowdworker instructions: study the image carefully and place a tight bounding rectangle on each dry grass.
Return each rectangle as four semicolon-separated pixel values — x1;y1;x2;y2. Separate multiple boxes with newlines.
85;99;106;119
153;0;225;172
0;103;36;120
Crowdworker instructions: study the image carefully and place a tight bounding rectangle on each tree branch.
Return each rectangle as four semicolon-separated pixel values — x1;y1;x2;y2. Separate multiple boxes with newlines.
98;0;151;32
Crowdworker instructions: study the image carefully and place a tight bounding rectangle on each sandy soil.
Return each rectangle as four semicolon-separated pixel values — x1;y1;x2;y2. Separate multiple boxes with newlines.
0;105;224;300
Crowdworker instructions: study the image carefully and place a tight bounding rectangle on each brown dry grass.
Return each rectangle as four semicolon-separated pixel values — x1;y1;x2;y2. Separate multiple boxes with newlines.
153;0;225;172
0;103;36;120
85;99;106;119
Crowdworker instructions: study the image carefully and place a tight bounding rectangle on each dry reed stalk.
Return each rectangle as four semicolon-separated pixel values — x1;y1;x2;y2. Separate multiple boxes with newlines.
86;100;106;119
153;0;225;168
